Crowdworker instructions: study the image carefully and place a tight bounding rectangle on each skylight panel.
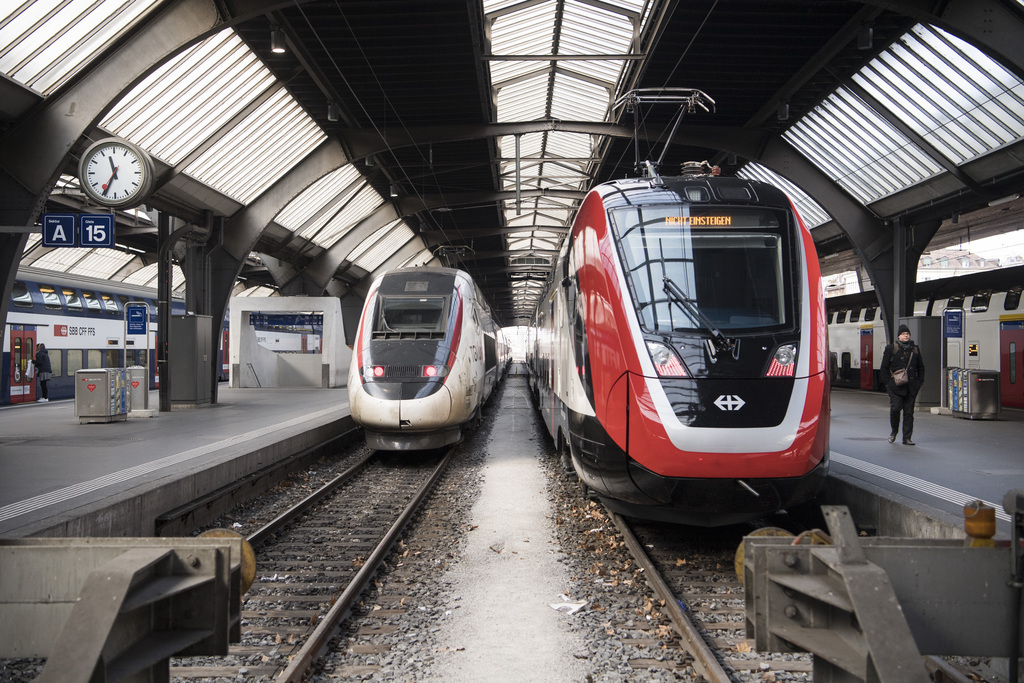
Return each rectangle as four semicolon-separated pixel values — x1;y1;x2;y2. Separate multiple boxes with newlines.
550;72;610;121
738;163;831;228
350;222;416;272
784;87;943;204
275;166;364;231
122;263;184;290
235;285;278;298
103;30;276;165
30;248;87;273
496;76;549;122
302;184;384;247
400;249;436;269
66;249;135;280
852;24;1024;165
184;89;327;205
488;2;556;56
561;0;637;55
0;0;158;95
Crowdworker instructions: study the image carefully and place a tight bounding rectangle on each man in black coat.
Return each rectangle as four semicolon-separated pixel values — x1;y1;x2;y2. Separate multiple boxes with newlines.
879;324;925;445
35;343;53;403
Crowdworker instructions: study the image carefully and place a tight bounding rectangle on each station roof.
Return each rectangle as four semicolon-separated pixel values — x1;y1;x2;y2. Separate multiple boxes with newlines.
4;1;1024;325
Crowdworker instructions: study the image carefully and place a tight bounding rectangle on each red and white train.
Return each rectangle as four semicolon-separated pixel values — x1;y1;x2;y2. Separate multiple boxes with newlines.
527;170;831;526
827;265;1024;408
348;266;510;450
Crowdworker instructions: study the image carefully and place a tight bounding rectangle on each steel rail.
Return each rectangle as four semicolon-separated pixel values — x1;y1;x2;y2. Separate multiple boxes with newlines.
275;447;457;682
605;507;731;683
247;450;376;549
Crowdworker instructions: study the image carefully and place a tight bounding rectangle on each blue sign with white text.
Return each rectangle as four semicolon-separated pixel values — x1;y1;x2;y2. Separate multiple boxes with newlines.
126;304;148;335
42;214;76;247
944;309;963;338
80;214;115;247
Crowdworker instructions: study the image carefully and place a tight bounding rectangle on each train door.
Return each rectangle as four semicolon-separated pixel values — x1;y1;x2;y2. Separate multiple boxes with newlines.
859;327;873;390
8;328;37;403
1000;318;1024;408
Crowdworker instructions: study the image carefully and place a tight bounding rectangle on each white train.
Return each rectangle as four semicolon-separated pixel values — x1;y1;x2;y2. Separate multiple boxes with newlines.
827;265;1024;408
348;266;510;450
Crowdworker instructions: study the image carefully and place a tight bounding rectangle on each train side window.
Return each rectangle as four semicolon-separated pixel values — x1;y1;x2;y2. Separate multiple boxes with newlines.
50;350;63;378
864;307;876;321
947;295;964;309
67;349;83;375
1011;343;1017;384
63;288;83;313
102;293;120;315
87;349;102;368
827;312;834;324
836;311;847;323
104;349;119;367
40;284;62;310
970;292;990;313
850;308;860;322
12;281;32;307
82;290;103;313
1005;289;1022;311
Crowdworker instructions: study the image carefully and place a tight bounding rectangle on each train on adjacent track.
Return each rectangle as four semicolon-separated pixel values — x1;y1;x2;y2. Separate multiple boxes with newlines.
348;266;510;450
526;169;831;527
826;265;1024;408
2;267;233;407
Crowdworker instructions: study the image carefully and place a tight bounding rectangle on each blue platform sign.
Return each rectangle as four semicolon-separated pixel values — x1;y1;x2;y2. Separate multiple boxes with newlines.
126;304;148;335
944;309;963;338
80;214;115;247
42;214;77;247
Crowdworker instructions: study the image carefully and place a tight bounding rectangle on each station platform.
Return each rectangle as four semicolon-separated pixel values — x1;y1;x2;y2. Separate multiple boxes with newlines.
0;386;355;538
0;384;1019;540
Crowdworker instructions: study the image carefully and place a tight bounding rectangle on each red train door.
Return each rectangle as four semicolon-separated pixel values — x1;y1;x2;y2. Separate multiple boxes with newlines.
1000;318;1024;408
9;328;37;403
860;327;874;390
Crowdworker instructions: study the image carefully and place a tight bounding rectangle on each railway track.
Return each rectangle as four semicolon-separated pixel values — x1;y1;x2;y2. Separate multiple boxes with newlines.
608;511;984;683
170;446;455;682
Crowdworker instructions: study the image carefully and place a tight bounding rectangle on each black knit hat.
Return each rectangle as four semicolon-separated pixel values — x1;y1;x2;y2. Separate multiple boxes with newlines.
897;324;911;336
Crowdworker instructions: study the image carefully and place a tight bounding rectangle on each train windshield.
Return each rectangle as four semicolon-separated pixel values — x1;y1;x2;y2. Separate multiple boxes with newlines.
609;205;793;333
376;296;448;334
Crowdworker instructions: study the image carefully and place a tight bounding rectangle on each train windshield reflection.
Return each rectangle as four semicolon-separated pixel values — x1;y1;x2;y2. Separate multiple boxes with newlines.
377;296;448;333
609;205;791;333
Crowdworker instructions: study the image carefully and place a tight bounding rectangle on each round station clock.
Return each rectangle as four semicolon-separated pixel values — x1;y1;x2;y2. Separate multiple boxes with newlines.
78;137;155;208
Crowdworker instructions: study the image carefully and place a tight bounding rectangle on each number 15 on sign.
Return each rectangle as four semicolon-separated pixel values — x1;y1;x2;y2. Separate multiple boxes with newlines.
80;214;115;248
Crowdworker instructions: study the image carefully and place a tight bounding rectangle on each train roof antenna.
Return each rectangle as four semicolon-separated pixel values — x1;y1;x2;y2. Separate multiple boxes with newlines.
613;88;715;181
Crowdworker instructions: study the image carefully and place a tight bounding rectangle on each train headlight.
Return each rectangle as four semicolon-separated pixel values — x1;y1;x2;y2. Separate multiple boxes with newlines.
646;340;687;377
422;365;449;378
766;344;797;377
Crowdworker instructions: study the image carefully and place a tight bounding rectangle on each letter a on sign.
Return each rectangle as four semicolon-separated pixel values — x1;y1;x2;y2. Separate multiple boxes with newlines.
42;214;77;247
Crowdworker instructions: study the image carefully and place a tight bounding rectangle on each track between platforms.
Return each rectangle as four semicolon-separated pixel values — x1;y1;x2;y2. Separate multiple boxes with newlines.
170;447;455;681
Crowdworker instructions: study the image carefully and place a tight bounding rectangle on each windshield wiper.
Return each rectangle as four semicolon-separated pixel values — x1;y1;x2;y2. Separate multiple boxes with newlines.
662;277;735;357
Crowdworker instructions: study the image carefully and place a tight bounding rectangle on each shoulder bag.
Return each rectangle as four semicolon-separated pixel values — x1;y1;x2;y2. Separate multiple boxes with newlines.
891;347;912;386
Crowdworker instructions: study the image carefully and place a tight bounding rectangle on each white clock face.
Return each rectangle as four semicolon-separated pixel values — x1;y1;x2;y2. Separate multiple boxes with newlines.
78;139;153;207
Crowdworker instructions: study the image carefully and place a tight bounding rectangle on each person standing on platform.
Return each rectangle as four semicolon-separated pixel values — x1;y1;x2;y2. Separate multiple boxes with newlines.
35;343;52;403
880;324;924;445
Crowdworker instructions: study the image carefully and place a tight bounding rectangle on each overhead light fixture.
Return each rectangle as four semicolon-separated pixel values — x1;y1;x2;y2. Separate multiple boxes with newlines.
951;212;959;224
389;184;398;198
271;28;286;54
777;101;789;122
327;102;339;122
857;25;874;50
988;193;1020;207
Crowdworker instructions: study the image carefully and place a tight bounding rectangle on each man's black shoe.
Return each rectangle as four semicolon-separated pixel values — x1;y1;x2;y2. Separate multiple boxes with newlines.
888;434;896;443
903;438;915;446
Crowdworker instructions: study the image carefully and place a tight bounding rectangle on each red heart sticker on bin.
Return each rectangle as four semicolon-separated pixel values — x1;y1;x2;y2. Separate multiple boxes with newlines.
87;384;97;392
131;381;140;388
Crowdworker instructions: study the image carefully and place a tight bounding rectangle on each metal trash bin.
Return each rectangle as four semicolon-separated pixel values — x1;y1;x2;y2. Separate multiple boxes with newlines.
126;365;148;411
951;368;1000;420
74;368;129;424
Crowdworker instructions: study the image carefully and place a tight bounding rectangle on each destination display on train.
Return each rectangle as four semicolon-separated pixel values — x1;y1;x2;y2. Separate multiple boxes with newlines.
664;215;733;226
